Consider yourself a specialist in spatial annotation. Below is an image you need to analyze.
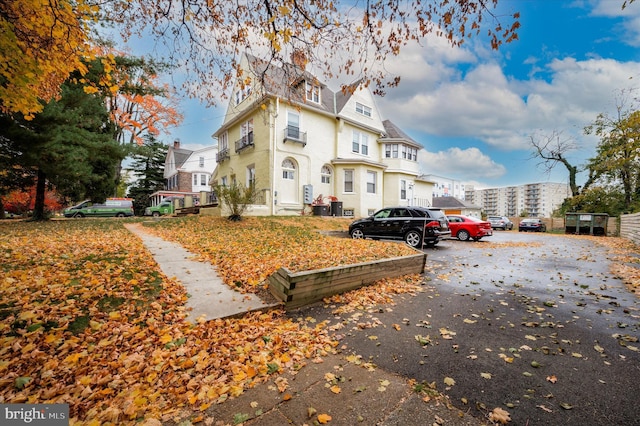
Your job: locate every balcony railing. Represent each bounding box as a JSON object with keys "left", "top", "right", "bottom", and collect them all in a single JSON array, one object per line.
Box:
[
  {"left": 235, "top": 132, "right": 254, "bottom": 153},
  {"left": 216, "top": 148, "right": 230, "bottom": 163},
  {"left": 283, "top": 125, "right": 307, "bottom": 146}
]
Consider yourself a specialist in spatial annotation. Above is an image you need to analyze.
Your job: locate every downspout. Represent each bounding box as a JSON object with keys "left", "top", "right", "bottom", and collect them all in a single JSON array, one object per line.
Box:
[{"left": 271, "top": 97, "right": 280, "bottom": 215}]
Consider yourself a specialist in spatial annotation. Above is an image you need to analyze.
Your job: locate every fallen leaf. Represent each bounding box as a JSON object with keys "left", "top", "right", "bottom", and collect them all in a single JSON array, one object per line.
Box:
[
  {"left": 444, "top": 377, "right": 456, "bottom": 386},
  {"left": 489, "top": 407, "right": 511, "bottom": 424},
  {"left": 546, "top": 375, "right": 558, "bottom": 384},
  {"left": 317, "top": 413, "right": 332, "bottom": 424},
  {"left": 481, "top": 372, "right": 492, "bottom": 379}
]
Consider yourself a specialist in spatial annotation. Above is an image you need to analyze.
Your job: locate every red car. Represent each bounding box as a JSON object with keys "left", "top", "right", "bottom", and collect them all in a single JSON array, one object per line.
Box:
[{"left": 446, "top": 215, "right": 493, "bottom": 241}]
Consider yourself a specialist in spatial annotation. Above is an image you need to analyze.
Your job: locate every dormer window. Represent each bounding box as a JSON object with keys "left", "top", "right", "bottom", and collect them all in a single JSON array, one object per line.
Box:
[
  {"left": 356, "top": 102, "right": 372, "bottom": 117},
  {"left": 306, "top": 81, "right": 320, "bottom": 103},
  {"left": 235, "top": 84, "right": 252, "bottom": 105}
]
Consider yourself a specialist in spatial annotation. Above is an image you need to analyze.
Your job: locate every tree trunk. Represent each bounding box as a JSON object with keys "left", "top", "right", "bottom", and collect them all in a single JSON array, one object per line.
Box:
[{"left": 32, "top": 169, "right": 47, "bottom": 221}]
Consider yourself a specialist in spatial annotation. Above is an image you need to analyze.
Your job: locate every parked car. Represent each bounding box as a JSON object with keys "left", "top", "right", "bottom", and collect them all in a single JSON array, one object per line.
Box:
[
  {"left": 64, "top": 198, "right": 134, "bottom": 218},
  {"left": 446, "top": 215, "right": 493, "bottom": 241},
  {"left": 144, "top": 200, "right": 175, "bottom": 217},
  {"left": 518, "top": 218, "right": 547, "bottom": 232},
  {"left": 488, "top": 216, "right": 513, "bottom": 230},
  {"left": 349, "top": 206, "right": 451, "bottom": 248}
]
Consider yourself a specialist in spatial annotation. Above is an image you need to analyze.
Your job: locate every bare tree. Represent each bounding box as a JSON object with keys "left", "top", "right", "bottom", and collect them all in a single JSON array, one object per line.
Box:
[{"left": 529, "top": 130, "right": 583, "bottom": 196}]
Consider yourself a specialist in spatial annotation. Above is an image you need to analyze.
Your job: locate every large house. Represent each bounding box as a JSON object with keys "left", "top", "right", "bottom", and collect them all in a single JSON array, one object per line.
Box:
[
  {"left": 210, "top": 54, "right": 433, "bottom": 218},
  {"left": 149, "top": 140, "right": 218, "bottom": 206}
]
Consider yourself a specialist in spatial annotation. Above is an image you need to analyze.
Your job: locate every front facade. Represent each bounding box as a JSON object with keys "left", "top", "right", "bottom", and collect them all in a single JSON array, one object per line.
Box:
[
  {"left": 465, "top": 182, "right": 570, "bottom": 217},
  {"left": 211, "top": 54, "right": 433, "bottom": 218},
  {"left": 150, "top": 140, "right": 218, "bottom": 206}
]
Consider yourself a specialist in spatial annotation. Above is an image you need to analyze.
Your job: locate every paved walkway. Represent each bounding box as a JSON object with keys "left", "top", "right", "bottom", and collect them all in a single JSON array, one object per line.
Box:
[{"left": 125, "top": 223, "right": 279, "bottom": 322}]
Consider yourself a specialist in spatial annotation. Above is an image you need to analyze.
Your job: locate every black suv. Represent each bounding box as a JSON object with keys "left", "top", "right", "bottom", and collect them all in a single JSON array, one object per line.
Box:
[{"left": 349, "top": 206, "right": 451, "bottom": 248}]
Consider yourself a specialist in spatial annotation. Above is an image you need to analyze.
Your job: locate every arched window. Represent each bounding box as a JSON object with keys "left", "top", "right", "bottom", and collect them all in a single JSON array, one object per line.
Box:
[
  {"left": 282, "top": 159, "right": 295, "bottom": 180},
  {"left": 321, "top": 165, "right": 332, "bottom": 184}
]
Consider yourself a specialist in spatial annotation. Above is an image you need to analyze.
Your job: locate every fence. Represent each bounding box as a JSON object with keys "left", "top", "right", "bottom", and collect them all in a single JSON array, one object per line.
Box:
[{"left": 620, "top": 212, "right": 640, "bottom": 245}]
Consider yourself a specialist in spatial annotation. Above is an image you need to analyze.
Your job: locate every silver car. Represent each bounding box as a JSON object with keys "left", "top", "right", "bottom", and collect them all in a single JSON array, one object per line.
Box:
[{"left": 488, "top": 216, "right": 513, "bottom": 230}]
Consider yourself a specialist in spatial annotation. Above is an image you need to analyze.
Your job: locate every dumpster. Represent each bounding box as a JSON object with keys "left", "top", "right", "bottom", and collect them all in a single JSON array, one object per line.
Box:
[{"left": 565, "top": 213, "right": 608, "bottom": 235}]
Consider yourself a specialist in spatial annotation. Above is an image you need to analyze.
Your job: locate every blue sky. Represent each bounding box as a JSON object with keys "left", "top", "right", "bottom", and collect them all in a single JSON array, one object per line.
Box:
[{"left": 132, "top": 0, "right": 640, "bottom": 189}]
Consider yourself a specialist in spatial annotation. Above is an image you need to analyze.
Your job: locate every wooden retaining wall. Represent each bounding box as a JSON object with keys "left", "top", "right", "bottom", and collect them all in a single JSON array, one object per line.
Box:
[
  {"left": 268, "top": 251, "right": 427, "bottom": 309},
  {"left": 620, "top": 212, "right": 640, "bottom": 245}
]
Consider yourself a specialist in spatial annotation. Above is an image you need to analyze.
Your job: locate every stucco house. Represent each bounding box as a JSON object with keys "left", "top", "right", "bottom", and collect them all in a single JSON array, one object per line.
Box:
[{"left": 210, "top": 53, "right": 433, "bottom": 218}]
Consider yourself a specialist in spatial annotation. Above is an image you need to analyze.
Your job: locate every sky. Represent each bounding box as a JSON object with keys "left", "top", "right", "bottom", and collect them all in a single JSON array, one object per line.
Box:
[{"left": 124, "top": 0, "right": 640, "bottom": 190}]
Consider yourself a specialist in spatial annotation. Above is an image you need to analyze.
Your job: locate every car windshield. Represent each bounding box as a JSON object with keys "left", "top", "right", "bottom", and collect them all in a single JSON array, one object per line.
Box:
[{"left": 466, "top": 216, "right": 484, "bottom": 222}]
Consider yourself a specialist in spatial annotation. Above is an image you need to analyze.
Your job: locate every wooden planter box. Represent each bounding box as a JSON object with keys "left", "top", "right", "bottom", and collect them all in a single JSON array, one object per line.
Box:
[{"left": 268, "top": 250, "right": 426, "bottom": 308}]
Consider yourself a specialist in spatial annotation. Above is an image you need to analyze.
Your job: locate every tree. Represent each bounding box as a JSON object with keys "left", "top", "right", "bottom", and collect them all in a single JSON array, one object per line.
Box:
[
  {"left": 528, "top": 130, "right": 585, "bottom": 197},
  {"left": 3, "top": 0, "right": 523, "bottom": 118},
  {"left": 214, "top": 181, "right": 261, "bottom": 221},
  {"left": 0, "top": 65, "right": 126, "bottom": 220},
  {"left": 0, "top": 0, "right": 98, "bottom": 118},
  {"left": 584, "top": 90, "right": 640, "bottom": 212},
  {"left": 127, "top": 136, "right": 168, "bottom": 215},
  {"left": 558, "top": 186, "right": 627, "bottom": 216}
]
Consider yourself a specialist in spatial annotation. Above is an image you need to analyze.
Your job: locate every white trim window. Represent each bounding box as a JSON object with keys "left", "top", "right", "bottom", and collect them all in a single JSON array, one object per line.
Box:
[
  {"left": 366, "top": 171, "right": 377, "bottom": 194},
  {"left": 400, "top": 179, "right": 407, "bottom": 200},
  {"left": 247, "top": 164, "right": 256, "bottom": 187},
  {"left": 219, "top": 132, "right": 228, "bottom": 151},
  {"left": 321, "top": 165, "right": 332, "bottom": 184},
  {"left": 193, "top": 174, "right": 198, "bottom": 185},
  {"left": 199, "top": 156, "right": 205, "bottom": 167},
  {"left": 241, "top": 119, "right": 253, "bottom": 141},
  {"left": 282, "top": 159, "right": 295, "bottom": 180},
  {"left": 355, "top": 102, "right": 372, "bottom": 117},
  {"left": 286, "top": 110, "right": 301, "bottom": 139},
  {"left": 344, "top": 170, "right": 354, "bottom": 193},
  {"left": 306, "top": 81, "right": 320, "bottom": 103},
  {"left": 352, "top": 130, "right": 369, "bottom": 155},
  {"left": 200, "top": 174, "right": 207, "bottom": 185}
]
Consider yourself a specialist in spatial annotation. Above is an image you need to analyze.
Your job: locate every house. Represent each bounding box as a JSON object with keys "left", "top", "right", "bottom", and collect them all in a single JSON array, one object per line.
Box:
[
  {"left": 149, "top": 140, "right": 218, "bottom": 206},
  {"left": 431, "top": 196, "right": 483, "bottom": 217},
  {"left": 209, "top": 53, "right": 433, "bottom": 218}
]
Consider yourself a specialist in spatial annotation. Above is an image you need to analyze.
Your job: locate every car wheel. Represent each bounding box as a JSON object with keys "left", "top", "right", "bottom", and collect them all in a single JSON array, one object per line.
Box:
[
  {"left": 473, "top": 237, "right": 482, "bottom": 241},
  {"left": 116, "top": 213, "right": 125, "bottom": 218},
  {"left": 152, "top": 211, "right": 160, "bottom": 217},
  {"left": 404, "top": 230, "right": 422, "bottom": 248},
  {"left": 73, "top": 212, "right": 84, "bottom": 218},
  {"left": 457, "top": 229, "right": 470, "bottom": 241},
  {"left": 350, "top": 228, "right": 365, "bottom": 239}
]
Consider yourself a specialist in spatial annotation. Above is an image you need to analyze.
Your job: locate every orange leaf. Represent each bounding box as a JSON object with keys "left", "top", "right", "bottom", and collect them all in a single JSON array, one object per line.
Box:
[
  {"left": 317, "top": 413, "right": 332, "bottom": 424},
  {"left": 282, "top": 393, "right": 292, "bottom": 401}
]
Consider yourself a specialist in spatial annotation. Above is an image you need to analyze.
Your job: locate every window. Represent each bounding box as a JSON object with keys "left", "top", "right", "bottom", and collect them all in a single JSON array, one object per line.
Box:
[
  {"left": 241, "top": 119, "right": 253, "bottom": 142},
  {"left": 355, "top": 102, "right": 372, "bottom": 117},
  {"left": 306, "top": 81, "right": 320, "bottom": 103},
  {"left": 344, "top": 170, "right": 354, "bottom": 193},
  {"left": 221, "top": 176, "right": 228, "bottom": 186},
  {"left": 235, "top": 84, "right": 251, "bottom": 105},
  {"left": 219, "top": 132, "right": 228, "bottom": 151},
  {"left": 193, "top": 174, "right": 198, "bottom": 185},
  {"left": 367, "top": 171, "right": 376, "bottom": 194},
  {"left": 282, "top": 159, "right": 295, "bottom": 180},
  {"left": 321, "top": 165, "right": 332, "bottom": 184},
  {"left": 247, "top": 165, "right": 256, "bottom": 187},
  {"left": 201, "top": 174, "right": 207, "bottom": 185},
  {"left": 199, "top": 156, "right": 205, "bottom": 167},
  {"left": 352, "top": 130, "right": 369, "bottom": 155},
  {"left": 286, "top": 110, "right": 300, "bottom": 139},
  {"left": 400, "top": 180, "right": 406, "bottom": 200}
]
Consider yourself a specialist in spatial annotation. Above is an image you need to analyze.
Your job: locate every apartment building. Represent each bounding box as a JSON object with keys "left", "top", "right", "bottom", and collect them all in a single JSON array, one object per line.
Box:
[
  {"left": 465, "top": 182, "right": 570, "bottom": 217},
  {"left": 210, "top": 53, "right": 434, "bottom": 218}
]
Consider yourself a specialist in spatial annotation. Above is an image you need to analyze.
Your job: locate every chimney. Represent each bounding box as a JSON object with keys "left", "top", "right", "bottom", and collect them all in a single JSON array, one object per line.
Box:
[{"left": 173, "top": 139, "right": 181, "bottom": 149}]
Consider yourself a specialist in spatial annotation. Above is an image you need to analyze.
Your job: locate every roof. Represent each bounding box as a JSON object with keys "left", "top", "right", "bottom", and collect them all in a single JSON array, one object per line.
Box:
[
  {"left": 431, "top": 196, "right": 482, "bottom": 210},
  {"left": 172, "top": 148, "right": 192, "bottom": 169},
  {"left": 381, "top": 120, "right": 422, "bottom": 147}
]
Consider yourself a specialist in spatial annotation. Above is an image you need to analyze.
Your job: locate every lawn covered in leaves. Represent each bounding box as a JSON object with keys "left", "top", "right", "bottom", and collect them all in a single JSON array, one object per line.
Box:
[
  {"left": 142, "top": 216, "right": 418, "bottom": 293},
  {"left": 0, "top": 219, "right": 347, "bottom": 424},
  {"left": 0, "top": 217, "right": 419, "bottom": 425}
]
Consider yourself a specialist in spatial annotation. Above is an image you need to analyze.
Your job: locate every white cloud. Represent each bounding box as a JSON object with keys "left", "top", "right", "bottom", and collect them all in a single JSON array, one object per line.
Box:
[{"left": 418, "top": 147, "right": 507, "bottom": 180}]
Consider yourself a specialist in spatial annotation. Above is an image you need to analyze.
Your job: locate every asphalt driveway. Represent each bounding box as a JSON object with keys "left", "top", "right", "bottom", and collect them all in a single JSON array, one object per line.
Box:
[{"left": 293, "top": 231, "right": 640, "bottom": 425}]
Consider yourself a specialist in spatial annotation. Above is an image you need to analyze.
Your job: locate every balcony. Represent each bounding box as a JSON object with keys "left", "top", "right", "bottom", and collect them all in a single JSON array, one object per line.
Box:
[
  {"left": 283, "top": 125, "right": 307, "bottom": 146},
  {"left": 235, "top": 132, "right": 254, "bottom": 153},
  {"left": 216, "top": 148, "right": 230, "bottom": 163}
]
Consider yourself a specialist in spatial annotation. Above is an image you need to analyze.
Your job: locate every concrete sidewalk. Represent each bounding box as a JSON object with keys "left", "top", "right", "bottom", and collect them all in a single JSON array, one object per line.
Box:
[{"left": 125, "top": 223, "right": 280, "bottom": 322}]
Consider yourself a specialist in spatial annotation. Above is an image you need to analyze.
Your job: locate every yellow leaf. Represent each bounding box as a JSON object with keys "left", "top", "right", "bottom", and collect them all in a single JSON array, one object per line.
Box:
[
  {"left": 330, "top": 385, "right": 341, "bottom": 394},
  {"left": 317, "top": 413, "right": 332, "bottom": 424},
  {"left": 443, "top": 377, "right": 456, "bottom": 386}
]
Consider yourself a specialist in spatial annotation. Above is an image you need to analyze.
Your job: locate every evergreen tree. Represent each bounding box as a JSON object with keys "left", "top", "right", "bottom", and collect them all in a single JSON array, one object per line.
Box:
[{"left": 127, "top": 136, "right": 167, "bottom": 215}]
